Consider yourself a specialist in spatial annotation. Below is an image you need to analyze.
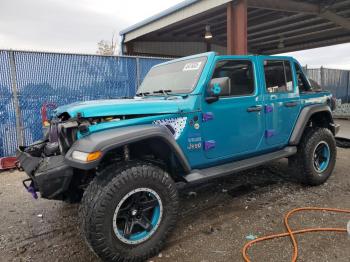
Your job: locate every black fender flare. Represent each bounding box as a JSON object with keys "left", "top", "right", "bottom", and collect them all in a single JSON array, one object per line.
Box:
[
  {"left": 289, "top": 104, "right": 335, "bottom": 145},
  {"left": 64, "top": 124, "right": 191, "bottom": 173}
]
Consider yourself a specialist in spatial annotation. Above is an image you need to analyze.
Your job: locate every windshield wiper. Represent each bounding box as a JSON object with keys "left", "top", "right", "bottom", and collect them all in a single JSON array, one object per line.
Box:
[
  {"left": 135, "top": 92, "right": 150, "bottom": 97},
  {"left": 153, "top": 89, "right": 172, "bottom": 95}
]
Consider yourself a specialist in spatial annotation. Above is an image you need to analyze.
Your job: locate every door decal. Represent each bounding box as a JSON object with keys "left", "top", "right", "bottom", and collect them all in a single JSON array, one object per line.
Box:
[
  {"left": 204, "top": 140, "right": 216, "bottom": 151},
  {"left": 265, "top": 130, "right": 275, "bottom": 138},
  {"left": 202, "top": 112, "right": 214, "bottom": 122},
  {"left": 265, "top": 105, "right": 273, "bottom": 113}
]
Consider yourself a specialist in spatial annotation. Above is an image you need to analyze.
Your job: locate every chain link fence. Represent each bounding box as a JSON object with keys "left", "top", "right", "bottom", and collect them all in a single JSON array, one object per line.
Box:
[
  {"left": 1, "top": 50, "right": 350, "bottom": 157},
  {"left": 0, "top": 50, "right": 168, "bottom": 157}
]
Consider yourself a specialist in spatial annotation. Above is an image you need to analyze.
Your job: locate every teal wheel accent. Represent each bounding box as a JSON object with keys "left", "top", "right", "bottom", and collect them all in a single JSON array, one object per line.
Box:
[
  {"left": 112, "top": 188, "right": 163, "bottom": 245},
  {"left": 313, "top": 141, "right": 330, "bottom": 173}
]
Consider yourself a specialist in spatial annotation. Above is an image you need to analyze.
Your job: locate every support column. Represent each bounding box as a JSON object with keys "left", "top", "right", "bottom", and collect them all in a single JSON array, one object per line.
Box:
[{"left": 227, "top": 0, "right": 248, "bottom": 55}]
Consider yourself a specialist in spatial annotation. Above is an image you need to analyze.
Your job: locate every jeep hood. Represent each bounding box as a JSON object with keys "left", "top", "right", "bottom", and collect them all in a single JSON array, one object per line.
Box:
[{"left": 54, "top": 97, "right": 189, "bottom": 118}]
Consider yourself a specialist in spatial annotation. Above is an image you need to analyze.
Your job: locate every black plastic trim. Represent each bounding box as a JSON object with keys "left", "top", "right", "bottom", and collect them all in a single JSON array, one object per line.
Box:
[
  {"left": 65, "top": 125, "right": 191, "bottom": 173},
  {"left": 34, "top": 155, "right": 73, "bottom": 199},
  {"left": 17, "top": 147, "right": 74, "bottom": 200},
  {"left": 289, "top": 104, "right": 334, "bottom": 145},
  {"left": 184, "top": 146, "right": 297, "bottom": 183},
  {"left": 16, "top": 148, "right": 41, "bottom": 177}
]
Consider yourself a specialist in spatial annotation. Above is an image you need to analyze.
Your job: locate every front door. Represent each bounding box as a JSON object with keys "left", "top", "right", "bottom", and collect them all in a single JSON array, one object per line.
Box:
[
  {"left": 261, "top": 59, "right": 301, "bottom": 147},
  {"left": 202, "top": 58, "right": 265, "bottom": 160}
]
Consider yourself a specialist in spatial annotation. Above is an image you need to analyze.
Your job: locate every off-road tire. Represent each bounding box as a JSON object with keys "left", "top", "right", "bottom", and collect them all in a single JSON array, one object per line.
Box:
[
  {"left": 289, "top": 127, "right": 336, "bottom": 186},
  {"left": 79, "top": 161, "right": 178, "bottom": 261}
]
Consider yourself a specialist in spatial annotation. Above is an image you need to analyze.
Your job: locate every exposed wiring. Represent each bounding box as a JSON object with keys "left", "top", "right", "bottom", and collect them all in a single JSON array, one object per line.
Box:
[{"left": 242, "top": 207, "right": 350, "bottom": 262}]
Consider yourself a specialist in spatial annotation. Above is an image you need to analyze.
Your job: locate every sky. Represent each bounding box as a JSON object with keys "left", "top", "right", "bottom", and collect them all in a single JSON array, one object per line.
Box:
[{"left": 0, "top": 0, "right": 350, "bottom": 69}]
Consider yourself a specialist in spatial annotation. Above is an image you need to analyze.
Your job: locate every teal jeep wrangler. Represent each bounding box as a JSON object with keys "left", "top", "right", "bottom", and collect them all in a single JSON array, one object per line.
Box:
[{"left": 17, "top": 52, "right": 339, "bottom": 261}]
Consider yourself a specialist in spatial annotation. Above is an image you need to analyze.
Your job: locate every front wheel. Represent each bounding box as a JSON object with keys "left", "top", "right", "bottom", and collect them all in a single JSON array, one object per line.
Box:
[
  {"left": 289, "top": 127, "right": 337, "bottom": 186},
  {"left": 79, "top": 162, "right": 178, "bottom": 261}
]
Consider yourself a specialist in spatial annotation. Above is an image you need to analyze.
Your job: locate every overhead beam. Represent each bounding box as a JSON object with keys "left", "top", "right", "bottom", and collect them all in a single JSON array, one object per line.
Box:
[
  {"left": 247, "top": 0, "right": 320, "bottom": 14},
  {"left": 174, "top": 15, "right": 226, "bottom": 36},
  {"left": 159, "top": 10, "right": 226, "bottom": 36},
  {"left": 249, "top": 22, "right": 334, "bottom": 44},
  {"left": 249, "top": 16, "right": 321, "bottom": 38},
  {"left": 250, "top": 26, "right": 344, "bottom": 47},
  {"left": 261, "top": 35, "right": 350, "bottom": 54},
  {"left": 320, "top": 10, "right": 350, "bottom": 31},
  {"left": 248, "top": 0, "right": 350, "bottom": 31},
  {"left": 185, "top": 10, "right": 279, "bottom": 37},
  {"left": 249, "top": 9, "right": 350, "bottom": 38}
]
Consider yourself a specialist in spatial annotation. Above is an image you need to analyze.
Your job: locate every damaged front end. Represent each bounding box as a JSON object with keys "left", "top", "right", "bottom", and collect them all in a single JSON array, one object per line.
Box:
[
  {"left": 16, "top": 99, "right": 185, "bottom": 201},
  {"left": 16, "top": 113, "right": 152, "bottom": 201},
  {"left": 17, "top": 116, "right": 81, "bottom": 201}
]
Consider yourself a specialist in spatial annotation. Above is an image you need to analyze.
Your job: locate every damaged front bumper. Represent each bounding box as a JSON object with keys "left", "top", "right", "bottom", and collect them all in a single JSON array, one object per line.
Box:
[{"left": 17, "top": 146, "right": 74, "bottom": 200}]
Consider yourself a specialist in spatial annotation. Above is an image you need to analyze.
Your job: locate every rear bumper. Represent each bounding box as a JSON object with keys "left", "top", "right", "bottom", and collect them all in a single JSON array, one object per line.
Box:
[{"left": 17, "top": 147, "right": 73, "bottom": 200}]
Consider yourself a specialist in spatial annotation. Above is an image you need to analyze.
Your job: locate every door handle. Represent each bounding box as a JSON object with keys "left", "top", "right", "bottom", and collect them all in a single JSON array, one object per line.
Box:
[
  {"left": 247, "top": 106, "right": 262, "bottom": 112},
  {"left": 284, "top": 101, "right": 298, "bottom": 107}
]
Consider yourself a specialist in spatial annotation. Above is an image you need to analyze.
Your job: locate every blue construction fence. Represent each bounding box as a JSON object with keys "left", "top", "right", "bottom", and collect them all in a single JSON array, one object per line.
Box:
[
  {"left": 0, "top": 50, "right": 168, "bottom": 157},
  {"left": 1, "top": 50, "right": 350, "bottom": 157}
]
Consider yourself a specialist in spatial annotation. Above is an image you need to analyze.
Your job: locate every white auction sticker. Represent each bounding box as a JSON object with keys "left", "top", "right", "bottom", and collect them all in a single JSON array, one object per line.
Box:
[{"left": 183, "top": 62, "right": 202, "bottom": 71}]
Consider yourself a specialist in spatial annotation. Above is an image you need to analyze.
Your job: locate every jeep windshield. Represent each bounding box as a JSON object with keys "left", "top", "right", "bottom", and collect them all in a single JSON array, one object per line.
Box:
[{"left": 137, "top": 56, "right": 207, "bottom": 95}]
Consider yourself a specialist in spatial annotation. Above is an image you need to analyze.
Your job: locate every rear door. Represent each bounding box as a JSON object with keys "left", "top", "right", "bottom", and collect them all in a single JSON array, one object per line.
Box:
[{"left": 260, "top": 58, "right": 301, "bottom": 147}]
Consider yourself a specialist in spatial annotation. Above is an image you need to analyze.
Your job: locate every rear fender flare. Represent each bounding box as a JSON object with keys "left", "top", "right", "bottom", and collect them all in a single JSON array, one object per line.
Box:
[{"left": 289, "top": 104, "right": 334, "bottom": 145}]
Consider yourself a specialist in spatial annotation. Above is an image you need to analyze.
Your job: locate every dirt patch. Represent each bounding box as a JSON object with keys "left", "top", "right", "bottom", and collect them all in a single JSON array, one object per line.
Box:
[{"left": 1, "top": 148, "right": 350, "bottom": 262}]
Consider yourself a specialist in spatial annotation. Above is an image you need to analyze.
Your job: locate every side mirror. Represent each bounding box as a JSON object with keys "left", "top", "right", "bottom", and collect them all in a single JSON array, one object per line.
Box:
[{"left": 205, "top": 77, "right": 231, "bottom": 104}]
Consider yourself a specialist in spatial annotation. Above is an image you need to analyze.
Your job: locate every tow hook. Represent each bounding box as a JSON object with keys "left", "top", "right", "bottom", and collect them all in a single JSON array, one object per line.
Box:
[{"left": 22, "top": 178, "right": 38, "bottom": 199}]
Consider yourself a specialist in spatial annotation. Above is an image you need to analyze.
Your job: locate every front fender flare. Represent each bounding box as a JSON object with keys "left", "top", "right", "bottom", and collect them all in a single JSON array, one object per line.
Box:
[
  {"left": 289, "top": 104, "right": 334, "bottom": 145},
  {"left": 65, "top": 125, "right": 191, "bottom": 172}
]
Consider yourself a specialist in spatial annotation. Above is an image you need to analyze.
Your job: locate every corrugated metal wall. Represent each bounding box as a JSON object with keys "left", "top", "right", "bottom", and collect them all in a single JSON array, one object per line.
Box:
[
  {"left": 306, "top": 67, "right": 350, "bottom": 103},
  {"left": 0, "top": 50, "right": 168, "bottom": 157}
]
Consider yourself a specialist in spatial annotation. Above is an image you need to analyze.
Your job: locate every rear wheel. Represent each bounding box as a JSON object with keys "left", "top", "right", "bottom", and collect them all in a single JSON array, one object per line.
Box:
[
  {"left": 79, "top": 161, "right": 178, "bottom": 261},
  {"left": 289, "top": 128, "right": 336, "bottom": 186}
]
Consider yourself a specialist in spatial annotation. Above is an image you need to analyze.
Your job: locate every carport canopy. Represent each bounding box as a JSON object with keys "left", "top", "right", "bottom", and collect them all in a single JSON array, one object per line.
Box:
[{"left": 120, "top": 0, "right": 350, "bottom": 57}]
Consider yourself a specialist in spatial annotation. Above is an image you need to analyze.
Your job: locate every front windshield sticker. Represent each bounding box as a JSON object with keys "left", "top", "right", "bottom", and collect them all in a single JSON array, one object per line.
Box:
[{"left": 183, "top": 62, "right": 202, "bottom": 71}]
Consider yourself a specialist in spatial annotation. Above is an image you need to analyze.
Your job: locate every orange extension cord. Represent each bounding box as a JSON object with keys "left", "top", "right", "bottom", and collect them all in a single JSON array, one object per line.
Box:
[{"left": 242, "top": 207, "right": 350, "bottom": 262}]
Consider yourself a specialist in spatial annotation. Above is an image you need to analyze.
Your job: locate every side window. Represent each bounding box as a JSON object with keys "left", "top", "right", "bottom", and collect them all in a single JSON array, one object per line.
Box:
[
  {"left": 264, "top": 60, "right": 294, "bottom": 93},
  {"left": 294, "top": 62, "right": 312, "bottom": 92},
  {"left": 212, "top": 60, "right": 255, "bottom": 96}
]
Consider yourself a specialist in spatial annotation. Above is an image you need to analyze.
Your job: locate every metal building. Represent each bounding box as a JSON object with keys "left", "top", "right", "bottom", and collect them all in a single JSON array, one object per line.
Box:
[{"left": 120, "top": 0, "right": 350, "bottom": 57}]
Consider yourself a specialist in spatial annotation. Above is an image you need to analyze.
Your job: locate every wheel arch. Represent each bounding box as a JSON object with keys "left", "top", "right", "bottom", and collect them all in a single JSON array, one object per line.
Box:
[
  {"left": 289, "top": 104, "right": 336, "bottom": 146},
  {"left": 65, "top": 125, "right": 191, "bottom": 180}
]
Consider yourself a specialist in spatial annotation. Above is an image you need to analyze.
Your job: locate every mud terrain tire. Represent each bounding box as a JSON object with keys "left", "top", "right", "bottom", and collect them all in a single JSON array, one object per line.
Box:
[
  {"left": 289, "top": 127, "right": 336, "bottom": 186},
  {"left": 79, "top": 161, "right": 178, "bottom": 261}
]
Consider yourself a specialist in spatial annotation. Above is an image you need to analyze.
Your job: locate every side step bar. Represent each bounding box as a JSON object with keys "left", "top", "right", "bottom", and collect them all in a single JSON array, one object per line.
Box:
[{"left": 184, "top": 146, "right": 297, "bottom": 183}]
